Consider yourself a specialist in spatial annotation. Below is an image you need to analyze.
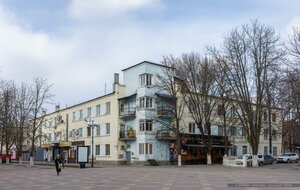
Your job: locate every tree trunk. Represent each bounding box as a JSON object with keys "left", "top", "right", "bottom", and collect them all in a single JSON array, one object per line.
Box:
[
  {"left": 252, "top": 154, "right": 258, "bottom": 167},
  {"left": 177, "top": 136, "right": 182, "bottom": 167},
  {"left": 207, "top": 153, "right": 212, "bottom": 165},
  {"left": 30, "top": 156, "right": 34, "bottom": 166},
  {"left": 18, "top": 155, "right": 23, "bottom": 164}
]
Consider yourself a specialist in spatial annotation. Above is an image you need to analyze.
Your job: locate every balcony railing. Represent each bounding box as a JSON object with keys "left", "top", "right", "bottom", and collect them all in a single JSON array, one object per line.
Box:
[
  {"left": 157, "top": 108, "right": 174, "bottom": 117},
  {"left": 156, "top": 130, "right": 176, "bottom": 140},
  {"left": 119, "top": 108, "right": 136, "bottom": 117},
  {"left": 119, "top": 130, "right": 136, "bottom": 140}
]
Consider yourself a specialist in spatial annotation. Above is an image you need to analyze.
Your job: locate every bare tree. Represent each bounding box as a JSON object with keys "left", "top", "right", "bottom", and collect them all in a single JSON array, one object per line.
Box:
[
  {"left": 14, "top": 83, "right": 34, "bottom": 164},
  {"left": 0, "top": 81, "right": 17, "bottom": 163},
  {"left": 155, "top": 55, "right": 186, "bottom": 166},
  {"left": 289, "top": 27, "right": 300, "bottom": 64},
  {"left": 213, "top": 59, "right": 241, "bottom": 157},
  {"left": 175, "top": 53, "right": 219, "bottom": 165},
  {"left": 280, "top": 69, "right": 300, "bottom": 152},
  {"left": 28, "top": 78, "right": 54, "bottom": 166},
  {"left": 210, "top": 20, "right": 284, "bottom": 167}
]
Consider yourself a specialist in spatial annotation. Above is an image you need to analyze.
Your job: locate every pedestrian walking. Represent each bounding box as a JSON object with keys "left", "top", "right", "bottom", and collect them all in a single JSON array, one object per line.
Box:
[
  {"left": 61, "top": 155, "right": 66, "bottom": 169},
  {"left": 55, "top": 154, "right": 62, "bottom": 175}
]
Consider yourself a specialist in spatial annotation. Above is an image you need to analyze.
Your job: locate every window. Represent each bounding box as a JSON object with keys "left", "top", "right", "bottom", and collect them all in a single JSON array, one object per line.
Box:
[
  {"left": 96, "top": 123, "right": 110, "bottom": 136},
  {"left": 78, "top": 128, "right": 83, "bottom": 137},
  {"left": 189, "top": 123, "right": 196, "bottom": 134},
  {"left": 79, "top": 110, "right": 83, "bottom": 120},
  {"left": 95, "top": 145, "right": 100, "bottom": 155},
  {"left": 272, "top": 130, "right": 277, "bottom": 140},
  {"left": 241, "top": 127, "right": 245, "bottom": 136},
  {"left": 273, "top": 147, "right": 277, "bottom": 156},
  {"left": 71, "top": 129, "right": 75, "bottom": 138},
  {"left": 57, "top": 132, "right": 61, "bottom": 140},
  {"left": 72, "top": 112, "right": 76, "bottom": 121},
  {"left": 96, "top": 125, "right": 100, "bottom": 136},
  {"left": 96, "top": 105, "right": 101, "bottom": 115},
  {"left": 139, "top": 143, "right": 152, "bottom": 155},
  {"left": 87, "top": 127, "right": 91, "bottom": 137},
  {"left": 217, "top": 105, "right": 224, "bottom": 116},
  {"left": 139, "top": 96, "right": 153, "bottom": 108},
  {"left": 218, "top": 126, "right": 223, "bottom": 136},
  {"left": 243, "top": 146, "right": 247, "bottom": 154},
  {"left": 139, "top": 120, "right": 153, "bottom": 131},
  {"left": 139, "top": 74, "right": 152, "bottom": 86},
  {"left": 230, "top": 126, "right": 236, "bottom": 136},
  {"left": 87, "top": 107, "right": 91, "bottom": 118},
  {"left": 264, "top": 146, "right": 268, "bottom": 155},
  {"left": 230, "top": 107, "right": 237, "bottom": 117},
  {"left": 263, "top": 112, "right": 268, "bottom": 121},
  {"left": 272, "top": 113, "right": 276, "bottom": 122},
  {"left": 105, "top": 144, "right": 110, "bottom": 155},
  {"left": 139, "top": 143, "right": 144, "bottom": 154},
  {"left": 106, "top": 102, "right": 110, "bottom": 114},
  {"left": 264, "top": 129, "right": 268, "bottom": 140},
  {"left": 106, "top": 123, "right": 110, "bottom": 135}
]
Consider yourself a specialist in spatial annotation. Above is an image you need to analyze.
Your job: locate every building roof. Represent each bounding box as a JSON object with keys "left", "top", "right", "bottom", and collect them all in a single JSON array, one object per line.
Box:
[
  {"left": 44, "top": 91, "right": 116, "bottom": 117},
  {"left": 121, "top": 61, "right": 170, "bottom": 71}
]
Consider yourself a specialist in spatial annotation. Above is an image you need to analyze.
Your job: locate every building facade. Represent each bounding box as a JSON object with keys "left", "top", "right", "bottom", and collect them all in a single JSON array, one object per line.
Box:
[{"left": 41, "top": 61, "right": 283, "bottom": 165}]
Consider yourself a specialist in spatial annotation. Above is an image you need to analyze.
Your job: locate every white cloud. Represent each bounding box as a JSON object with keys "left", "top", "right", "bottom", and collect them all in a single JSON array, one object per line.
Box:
[
  {"left": 283, "top": 17, "right": 300, "bottom": 37},
  {"left": 68, "top": 0, "right": 161, "bottom": 20}
]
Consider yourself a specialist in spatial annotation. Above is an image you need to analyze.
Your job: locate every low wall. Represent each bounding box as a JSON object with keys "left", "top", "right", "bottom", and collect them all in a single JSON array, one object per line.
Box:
[{"left": 222, "top": 157, "right": 244, "bottom": 167}]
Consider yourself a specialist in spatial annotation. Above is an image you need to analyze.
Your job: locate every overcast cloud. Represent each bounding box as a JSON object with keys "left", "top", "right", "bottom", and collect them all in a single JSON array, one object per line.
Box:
[{"left": 0, "top": 0, "right": 299, "bottom": 113}]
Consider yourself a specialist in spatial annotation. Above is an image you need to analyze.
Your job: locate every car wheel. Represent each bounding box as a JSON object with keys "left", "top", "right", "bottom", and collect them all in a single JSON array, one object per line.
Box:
[
  {"left": 259, "top": 162, "right": 263, "bottom": 167},
  {"left": 296, "top": 159, "right": 299, "bottom": 163},
  {"left": 287, "top": 159, "right": 290, "bottom": 163},
  {"left": 271, "top": 160, "right": 274, "bottom": 165}
]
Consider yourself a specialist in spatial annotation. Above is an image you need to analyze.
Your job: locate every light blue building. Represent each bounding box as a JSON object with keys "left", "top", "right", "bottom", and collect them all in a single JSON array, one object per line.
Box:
[{"left": 119, "top": 61, "right": 174, "bottom": 165}]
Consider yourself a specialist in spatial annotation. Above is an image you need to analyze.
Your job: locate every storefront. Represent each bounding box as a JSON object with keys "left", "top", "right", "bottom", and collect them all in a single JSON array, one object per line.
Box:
[
  {"left": 42, "top": 141, "right": 72, "bottom": 162},
  {"left": 68, "top": 141, "right": 85, "bottom": 163},
  {"left": 170, "top": 134, "right": 232, "bottom": 165}
]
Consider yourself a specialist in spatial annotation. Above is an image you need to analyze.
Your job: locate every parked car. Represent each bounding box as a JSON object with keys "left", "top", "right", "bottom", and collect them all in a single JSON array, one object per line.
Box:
[
  {"left": 263, "top": 155, "right": 275, "bottom": 165},
  {"left": 235, "top": 154, "right": 264, "bottom": 166},
  {"left": 277, "top": 153, "right": 299, "bottom": 163}
]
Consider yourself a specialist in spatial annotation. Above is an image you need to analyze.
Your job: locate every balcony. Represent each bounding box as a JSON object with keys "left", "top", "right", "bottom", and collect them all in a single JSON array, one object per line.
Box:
[
  {"left": 157, "top": 108, "right": 174, "bottom": 117},
  {"left": 119, "top": 107, "right": 136, "bottom": 118},
  {"left": 119, "top": 130, "right": 136, "bottom": 141},
  {"left": 156, "top": 130, "right": 176, "bottom": 140}
]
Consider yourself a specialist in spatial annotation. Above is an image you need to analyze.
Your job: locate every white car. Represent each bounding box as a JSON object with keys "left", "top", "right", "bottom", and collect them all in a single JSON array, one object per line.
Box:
[
  {"left": 277, "top": 153, "right": 299, "bottom": 163},
  {"left": 236, "top": 154, "right": 264, "bottom": 166}
]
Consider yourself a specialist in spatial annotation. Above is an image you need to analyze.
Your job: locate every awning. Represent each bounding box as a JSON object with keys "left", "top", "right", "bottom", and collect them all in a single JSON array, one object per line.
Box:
[
  {"left": 41, "top": 144, "right": 50, "bottom": 148},
  {"left": 155, "top": 92, "right": 174, "bottom": 99},
  {"left": 59, "top": 142, "right": 72, "bottom": 147},
  {"left": 118, "top": 93, "right": 137, "bottom": 100},
  {"left": 50, "top": 142, "right": 72, "bottom": 148},
  {"left": 184, "top": 144, "right": 236, "bottom": 148}
]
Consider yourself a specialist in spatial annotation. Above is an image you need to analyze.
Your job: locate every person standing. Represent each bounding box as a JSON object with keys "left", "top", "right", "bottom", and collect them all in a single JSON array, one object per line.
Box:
[{"left": 55, "top": 154, "right": 62, "bottom": 175}]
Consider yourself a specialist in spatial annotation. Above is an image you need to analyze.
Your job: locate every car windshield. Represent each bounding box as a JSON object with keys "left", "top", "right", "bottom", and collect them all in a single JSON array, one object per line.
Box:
[
  {"left": 282, "top": 153, "right": 290, "bottom": 156},
  {"left": 238, "top": 156, "right": 243, "bottom": 159}
]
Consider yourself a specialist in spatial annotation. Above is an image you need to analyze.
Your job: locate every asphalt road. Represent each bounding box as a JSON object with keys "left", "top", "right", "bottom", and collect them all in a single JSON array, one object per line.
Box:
[{"left": 0, "top": 162, "right": 300, "bottom": 190}]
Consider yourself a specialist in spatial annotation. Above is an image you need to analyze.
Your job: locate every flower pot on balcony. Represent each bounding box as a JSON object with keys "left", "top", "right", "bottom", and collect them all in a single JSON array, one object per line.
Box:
[{"left": 127, "top": 130, "right": 135, "bottom": 138}]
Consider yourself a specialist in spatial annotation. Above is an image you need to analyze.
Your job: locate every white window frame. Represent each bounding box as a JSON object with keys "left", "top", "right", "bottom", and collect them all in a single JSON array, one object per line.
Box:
[
  {"left": 139, "top": 73, "right": 152, "bottom": 86},
  {"left": 189, "top": 123, "right": 196, "bottom": 134},
  {"left": 139, "top": 143, "right": 153, "bottom": 155}
]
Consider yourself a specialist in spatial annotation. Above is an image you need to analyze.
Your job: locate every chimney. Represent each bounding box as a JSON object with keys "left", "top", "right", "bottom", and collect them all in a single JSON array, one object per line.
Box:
[
  {"left": 55, "top": 105, "right": 60, "bottom": 112},
  {"left": 113, "top": 73, "right": 119, "bottom": 92},
  {"left": 114, "top": 73, "right": 119, "bottom": 84}
]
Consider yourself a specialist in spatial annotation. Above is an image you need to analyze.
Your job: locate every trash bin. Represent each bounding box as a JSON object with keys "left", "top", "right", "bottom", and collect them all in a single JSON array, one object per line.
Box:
[{"left": 79, "top": 163, "right": 85, "bottom": 168}]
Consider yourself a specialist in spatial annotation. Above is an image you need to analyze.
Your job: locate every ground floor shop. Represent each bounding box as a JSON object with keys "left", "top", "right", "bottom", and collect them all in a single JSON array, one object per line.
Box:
[{"left": 170, "top": 134, "right": 232, "bottom": 165}]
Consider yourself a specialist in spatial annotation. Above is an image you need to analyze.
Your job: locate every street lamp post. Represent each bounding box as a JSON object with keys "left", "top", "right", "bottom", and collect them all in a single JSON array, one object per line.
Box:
[{"left": 85, "top": 119, "right": 95, "bottom": 168}]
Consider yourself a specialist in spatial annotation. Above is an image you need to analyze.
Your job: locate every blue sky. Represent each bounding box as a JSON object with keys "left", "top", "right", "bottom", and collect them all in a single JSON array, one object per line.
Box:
[{"left": 0, "top": 0, "right": 299, "bottom": 112}]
